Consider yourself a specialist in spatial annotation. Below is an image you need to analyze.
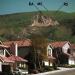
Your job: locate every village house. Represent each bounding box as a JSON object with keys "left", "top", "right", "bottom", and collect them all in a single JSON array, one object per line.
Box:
[
  {"left": 8, "top": 55, "right": 28, "bottom": 74},
  {"left": 70, "top": 44, "right": 75, "bottom": 65},
  {"left": 2, "top": 39, "right": 56, "bottom": 73},
  {"left": 43, "top": 44, "right": 55, "bottom": 66},
  {"left": 0, "top": 44, "right": 14, "bottom": 73},
  {"left": 3, "top": 39, "right": 32, "bottom": 58},
  {"left": 1, "top": 39, "right": 75, "bottom": 74},
  {"left": 49, "top": 41, "right": 74, "bottom": 66},
  {"left": 0, "top": 40, "right": 29, "bottom": 74}
]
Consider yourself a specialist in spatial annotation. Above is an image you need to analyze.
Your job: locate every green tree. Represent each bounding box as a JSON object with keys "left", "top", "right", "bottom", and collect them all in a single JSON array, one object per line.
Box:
[
  {"left": 53, "top": 26, "right": 72, "bottom": 40},
  {"left": 31, "top": 34, "right": 48, "bottom": 70}
]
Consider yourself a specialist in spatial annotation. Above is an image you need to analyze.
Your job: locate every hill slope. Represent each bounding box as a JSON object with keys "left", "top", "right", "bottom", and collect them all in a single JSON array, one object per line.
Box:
[
  {"left": 0, "top": 11, "right": 75, "bottom": 42},
  {"left": 0, "top": 11, "right": 75, "bottom": 28}
]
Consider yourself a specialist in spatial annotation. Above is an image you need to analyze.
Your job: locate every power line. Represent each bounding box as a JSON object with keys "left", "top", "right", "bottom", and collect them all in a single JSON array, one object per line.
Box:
[
  {"left": 54, "top": 1, "right": 69, "bottom": 19},
  {"left": 55, "top": 2, "right": 68, "bottom": 15},
  {"left": 29, "top": 1, "right": 44, "bottom": 15},
  {"left": 28, "top": 0, "right": 69, "bottom": 20},
  {"left": 36, "top": 1, "right": 49, "bottom": 12}
]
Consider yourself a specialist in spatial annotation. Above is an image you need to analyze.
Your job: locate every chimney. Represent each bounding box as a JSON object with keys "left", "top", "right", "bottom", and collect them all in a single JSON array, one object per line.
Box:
[{"left": 15, "top": 43, "right": 18, "bottom": 56}]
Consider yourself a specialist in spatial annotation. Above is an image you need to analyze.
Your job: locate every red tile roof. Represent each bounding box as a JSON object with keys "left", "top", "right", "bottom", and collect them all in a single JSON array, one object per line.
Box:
[
  {"left": 3, "top": 39, "right": 32, "bottom": 48},
  {"left": 71, "top": 44, "right": 75, "bottom": 49},
  {"left": 8, "top": 55, "right": 28, "bottom": 62},
  {"left": 50, "top": 41, "right": 70, "bottom": 48},
  {"left": 0, "top": 45, "right": 9, "bottom": 48},
  {"left": 0, "top": 56, "right": 14, "bottom": 63}
]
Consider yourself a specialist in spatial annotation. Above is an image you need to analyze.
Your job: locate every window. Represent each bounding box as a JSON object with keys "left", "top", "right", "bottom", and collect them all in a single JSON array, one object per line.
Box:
[{"left": 48, "top": 49, "right": 51, "bottom": 56}]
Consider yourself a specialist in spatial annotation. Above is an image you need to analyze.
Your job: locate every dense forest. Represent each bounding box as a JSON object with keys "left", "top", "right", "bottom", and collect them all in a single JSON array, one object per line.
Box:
[{"left": 0, "top": 11, "right": 75, "bottom": 43}]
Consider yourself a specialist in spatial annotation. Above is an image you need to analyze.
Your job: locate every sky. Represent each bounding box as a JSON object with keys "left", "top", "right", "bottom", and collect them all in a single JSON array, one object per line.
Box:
[{"left": 0, "top": 0, "right": 75, "bottom": 15}]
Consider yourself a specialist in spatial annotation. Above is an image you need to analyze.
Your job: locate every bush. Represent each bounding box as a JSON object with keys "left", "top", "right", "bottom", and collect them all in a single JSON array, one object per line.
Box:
[
  {"left": 43, "top": 66, "right": 54, "bottom": 72},
  {"left": 32, "top": 69, "right": 39, "bottom": 74},
  {"left": 65, "top": 65, "right": 75, "bottom": 68}
]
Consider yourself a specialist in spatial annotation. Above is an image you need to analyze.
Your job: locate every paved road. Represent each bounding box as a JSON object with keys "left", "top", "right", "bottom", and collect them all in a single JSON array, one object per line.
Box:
[
  {"left": 31, "top": 68, "right": 75, "bottom": 75},
  {"left": 47, "top": 69, "right": 75, "bottom": 75}
]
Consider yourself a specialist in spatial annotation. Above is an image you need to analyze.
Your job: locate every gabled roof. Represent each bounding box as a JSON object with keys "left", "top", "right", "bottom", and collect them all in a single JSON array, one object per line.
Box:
[
  {"left": 8, "top": 55, "right": 28, "bottom": 62},
  {"left": 49, "top": 41, "right": 70, "bottom": 48},
  {"left": 3, "top": 39, "right": 32, "bottom": 48}
]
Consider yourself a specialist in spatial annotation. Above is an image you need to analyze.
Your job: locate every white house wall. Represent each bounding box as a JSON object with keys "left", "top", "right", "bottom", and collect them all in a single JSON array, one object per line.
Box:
[
  {"left": 0, "top": 62, "right": 2, "bottom": 72},
  {"left": 68, "top": 57, "right": 75, "bottom": 65},
  {"left": 62, "top": 43, "right": 70, "bottom": 53},
  {"left": 44, "top": 61, "right": 49, "bottom": 66},
  {"left": 47, "top": 45, "right": 52, "bottom": 56},
  {"left": 44, "top": 61, "right": 52, "bottom": 66},
  {"left": 62, "top": 43, "right": 75, "bottom": 65}
]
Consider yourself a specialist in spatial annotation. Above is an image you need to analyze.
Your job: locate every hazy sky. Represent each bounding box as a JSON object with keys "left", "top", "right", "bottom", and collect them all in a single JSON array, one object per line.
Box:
[{"left": 0, "top": 0, "right": 75, "bottom": 15}]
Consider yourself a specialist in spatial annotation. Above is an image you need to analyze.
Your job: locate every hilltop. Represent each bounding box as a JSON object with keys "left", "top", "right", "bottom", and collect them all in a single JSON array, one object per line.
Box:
[
  {"left": 0, "top": 11, "right": 75, "bottom": 42},
  {"left": 0, "top": 11, "right": 75, "bottom": 28}
]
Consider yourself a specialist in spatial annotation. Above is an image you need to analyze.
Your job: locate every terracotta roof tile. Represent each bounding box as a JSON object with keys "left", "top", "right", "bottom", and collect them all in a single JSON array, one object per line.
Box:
[
  {"left": 71, "top": 44, "right": 75, "bottom": 49},
  {"left": 3, "top": 39, "right": 32, "bottom": 47},
  {"left": 0, "top": 45, "right": 9, "bottom": 48},
  {"left": 8, "top": 55, "right": 28, "bottom": 62},
  {"left": 0, "top": 56, "right": 14, "bottom": 63},
  {"left": 50, "top": 41, "right": 70, "bottom": 48}
]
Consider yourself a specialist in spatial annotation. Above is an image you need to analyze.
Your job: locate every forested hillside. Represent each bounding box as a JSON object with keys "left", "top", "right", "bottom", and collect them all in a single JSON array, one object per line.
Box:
[{"left": 0, "top": 11, "right": 75, "bottom": 43}]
